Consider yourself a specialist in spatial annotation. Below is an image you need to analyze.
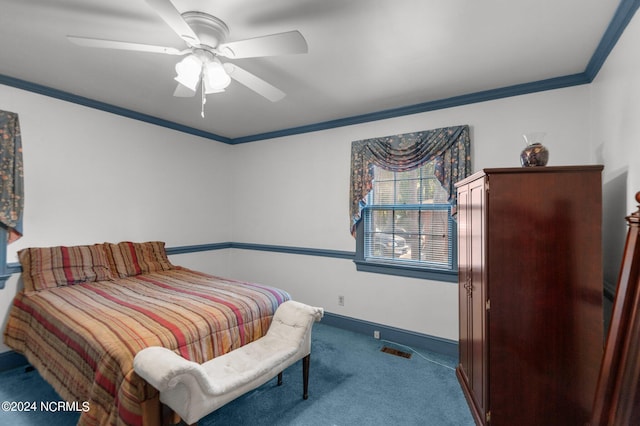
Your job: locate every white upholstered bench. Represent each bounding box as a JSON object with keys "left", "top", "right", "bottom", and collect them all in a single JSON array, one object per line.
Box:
[{"left": 133, "top": 300, "right": 324, "bottom": 425}]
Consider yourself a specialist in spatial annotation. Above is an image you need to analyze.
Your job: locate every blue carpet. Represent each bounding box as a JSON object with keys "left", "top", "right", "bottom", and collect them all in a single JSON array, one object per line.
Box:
[{"left": 0, "top": 323, "right": 474, "bottom": 425}]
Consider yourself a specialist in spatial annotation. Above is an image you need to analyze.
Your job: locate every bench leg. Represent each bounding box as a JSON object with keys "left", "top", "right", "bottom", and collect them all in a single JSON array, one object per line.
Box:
[
  {"left": 277, "top": 372, "right": 283, "bottom": 386},
  {"left": 302, "top": 354, "right": 310, "bottom": 400},
  {"left": 161, "top": 403, "right": 186, "bottom": 426}
]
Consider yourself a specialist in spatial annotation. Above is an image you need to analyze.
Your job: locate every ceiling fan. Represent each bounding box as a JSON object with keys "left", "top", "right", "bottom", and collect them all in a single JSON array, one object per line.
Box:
[{"left": 67, "top": 0, "right": 308, "bottom": 116}]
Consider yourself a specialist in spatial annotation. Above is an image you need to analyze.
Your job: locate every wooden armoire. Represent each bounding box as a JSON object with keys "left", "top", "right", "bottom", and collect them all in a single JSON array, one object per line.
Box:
[{"left": 455, "top": 166, "right": 604, "bottom": 426}]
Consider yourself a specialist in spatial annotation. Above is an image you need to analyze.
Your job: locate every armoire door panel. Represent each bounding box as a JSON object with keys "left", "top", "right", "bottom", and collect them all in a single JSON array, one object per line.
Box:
[
  {"left": 457, "top": 186, "right": 471, "bottom": 384},
  {"left": 469, "top": 178, "right": 486, "bottom": 415}
]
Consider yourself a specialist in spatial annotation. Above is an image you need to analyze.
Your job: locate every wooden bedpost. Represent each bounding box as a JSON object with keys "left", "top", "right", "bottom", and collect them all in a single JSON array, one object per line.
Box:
[
  {"left": 141, "top": 394, "right": 185, "bottom": 426},
  {"left": 140, "top": 394, "right": 161, "bottom": 426},
  {"left": 590, "top": 192, "right": 640, "bottom": 425}
]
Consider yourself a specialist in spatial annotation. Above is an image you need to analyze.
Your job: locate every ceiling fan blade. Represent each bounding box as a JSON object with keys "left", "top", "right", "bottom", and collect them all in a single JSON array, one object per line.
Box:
[
  {"left": 218, "top": 30, "right": 308, "bottom": 59},
  {"left": 67, "top": 36, "right": 187, "bottom": 55},
  {"left": 223, "top": 63, "right": 285, "bottom": 102},
  {"left": 145, "top": 0, "right": 200, "bottom": 46},
  {"left": 173, "top": 83, "right": 197, "bottom": 97}
]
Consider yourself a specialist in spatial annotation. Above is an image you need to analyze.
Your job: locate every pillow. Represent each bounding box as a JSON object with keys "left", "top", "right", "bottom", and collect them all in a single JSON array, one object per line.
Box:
[
  {"left": 104, "top": 241, "right": 174, "bottom": 278},
  {"left": 19, "top": 244, "right": 114, "bottom": 292}
]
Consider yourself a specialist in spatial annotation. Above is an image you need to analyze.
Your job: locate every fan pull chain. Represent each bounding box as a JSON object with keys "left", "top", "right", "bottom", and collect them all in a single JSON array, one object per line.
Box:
[{"left": 201, "top": 83, "right": 206, "bottom": 118}]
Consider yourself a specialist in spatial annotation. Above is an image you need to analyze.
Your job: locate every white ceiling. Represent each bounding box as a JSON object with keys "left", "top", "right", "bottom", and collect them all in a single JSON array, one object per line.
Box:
[{"left": 0, "top": 0, "right": 626, "bottom": 142}]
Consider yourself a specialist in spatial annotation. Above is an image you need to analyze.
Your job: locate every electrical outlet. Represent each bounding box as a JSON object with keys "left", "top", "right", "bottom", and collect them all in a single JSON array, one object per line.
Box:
[
  {"left": 374, "top": 330, "right": 380, "bottom": 339},
  {"left": 338, "top": 295, "right": 344, "bottom": 306}
]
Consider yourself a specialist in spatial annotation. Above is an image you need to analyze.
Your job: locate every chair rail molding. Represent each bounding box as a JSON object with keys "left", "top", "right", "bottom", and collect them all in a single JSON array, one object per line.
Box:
[{"left": 0, "top": 241, "right": 355, "bottom": 289}]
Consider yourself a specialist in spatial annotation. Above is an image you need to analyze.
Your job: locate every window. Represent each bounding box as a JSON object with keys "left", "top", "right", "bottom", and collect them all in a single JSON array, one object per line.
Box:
[
  {"left": 354, "top": 162, "right": 457, "bottom": 282},
  {"left": 349, "top": 125, "right": 470, "bottom": 282}
]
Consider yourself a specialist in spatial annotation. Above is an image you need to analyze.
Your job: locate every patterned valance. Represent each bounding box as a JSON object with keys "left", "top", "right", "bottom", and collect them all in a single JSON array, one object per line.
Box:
[
  {"left": 349, "top": 125, "right": 471, "bottom": 236},
  {"left": 0, "top": 110, "right": 24, "bottom": 243}
]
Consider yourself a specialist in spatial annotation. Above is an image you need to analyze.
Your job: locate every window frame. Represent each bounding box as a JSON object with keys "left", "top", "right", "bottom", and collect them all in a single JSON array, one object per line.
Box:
[
  {"left": 353, "top": 168, "right": 458, "bottom": 283},
  {"left": 354, "top": 218, "right": 458, "bottom": 282}
]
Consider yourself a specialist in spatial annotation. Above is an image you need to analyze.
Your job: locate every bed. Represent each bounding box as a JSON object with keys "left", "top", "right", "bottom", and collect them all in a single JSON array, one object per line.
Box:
[{"left": 3, "top": 241, "right": 290, "bottom": 425}]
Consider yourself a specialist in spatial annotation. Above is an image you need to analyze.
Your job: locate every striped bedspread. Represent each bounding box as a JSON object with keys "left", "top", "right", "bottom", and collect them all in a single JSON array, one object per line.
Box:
[{"left": 4, "top": 267, "right": 290, "bottom": 425}]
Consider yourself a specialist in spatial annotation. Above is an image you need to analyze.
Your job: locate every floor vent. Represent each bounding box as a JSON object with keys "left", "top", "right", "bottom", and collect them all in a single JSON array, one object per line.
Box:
[{"left": 381, "top": 346, "right": 412, "bottom": 359}]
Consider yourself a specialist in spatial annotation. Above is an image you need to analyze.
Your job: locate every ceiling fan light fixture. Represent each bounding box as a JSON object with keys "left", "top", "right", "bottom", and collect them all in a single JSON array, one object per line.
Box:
[
  {"left": 174, "top": 54, "right": 202, "bottom": 91},
  {"left": 203, "top": 58, "right": 231, "bottom": 94}
]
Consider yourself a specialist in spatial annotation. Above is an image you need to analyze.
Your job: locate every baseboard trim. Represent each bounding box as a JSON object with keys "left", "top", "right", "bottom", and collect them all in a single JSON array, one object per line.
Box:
[
  {"left": 0, "top": 350, "right": 27, "bottom": 372},
  {"left": 322, "top": 311, "right": 458, "bottom": 358}
]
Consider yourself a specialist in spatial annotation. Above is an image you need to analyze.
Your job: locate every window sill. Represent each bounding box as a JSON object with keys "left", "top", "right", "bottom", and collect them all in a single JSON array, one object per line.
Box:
[{"left": 353, "top": 259, "right": 458, "bottom": 283}]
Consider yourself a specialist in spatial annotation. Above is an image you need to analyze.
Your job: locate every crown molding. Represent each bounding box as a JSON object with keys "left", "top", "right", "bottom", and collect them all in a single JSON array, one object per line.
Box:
[
  {"left": 0, "top": 0, "right": 638, "bottom": 144},
  {"left": 0, "top": 75, "right": 231, "bottom": 144},
  {"left": 584, "top": 0, "right": 640, "bottom": 81}
]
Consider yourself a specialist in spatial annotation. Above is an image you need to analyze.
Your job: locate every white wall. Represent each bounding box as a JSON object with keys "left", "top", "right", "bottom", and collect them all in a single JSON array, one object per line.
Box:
[
  {"left": 0, "top": 85, "right": 233, "bottom": 352},
  {"left": 229, "top": 86, "right": 593, "bottom": 341},
  {"left": 3, "top": 9, "right": 639, "bottom": 352},
  {"left": 590, "top": 10, "right": 640, "bottom": 294}
]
